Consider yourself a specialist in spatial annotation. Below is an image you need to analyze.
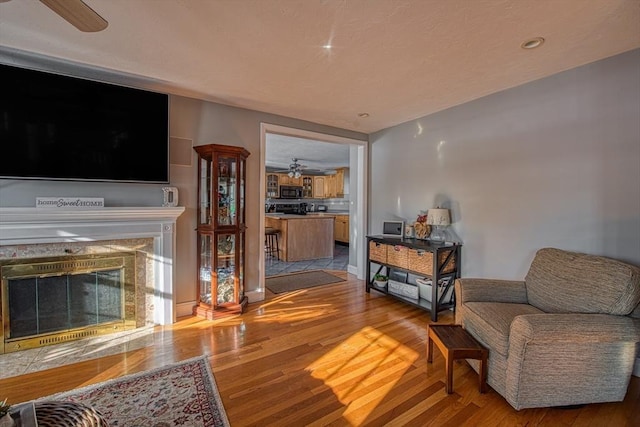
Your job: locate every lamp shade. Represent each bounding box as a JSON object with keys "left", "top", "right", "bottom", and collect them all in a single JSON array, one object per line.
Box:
[{"left": 426, "top": 208, "right": 450, "bottom": 226}]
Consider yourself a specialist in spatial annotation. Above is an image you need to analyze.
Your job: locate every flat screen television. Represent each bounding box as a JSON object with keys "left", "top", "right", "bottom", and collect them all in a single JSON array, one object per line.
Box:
[{"left": 0, "top": 63, "right": 169, "bottom": 183}]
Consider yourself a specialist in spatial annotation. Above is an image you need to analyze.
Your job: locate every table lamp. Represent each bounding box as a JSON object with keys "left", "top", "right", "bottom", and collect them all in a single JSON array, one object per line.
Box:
[{"left": 427, "top": 208, "right": 450, "bottom": 242}]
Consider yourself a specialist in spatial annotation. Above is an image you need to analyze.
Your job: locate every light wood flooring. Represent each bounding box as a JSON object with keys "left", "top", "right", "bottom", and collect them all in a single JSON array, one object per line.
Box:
[{"left": 2, "top": 271, "right": 639, "bottom": 426}]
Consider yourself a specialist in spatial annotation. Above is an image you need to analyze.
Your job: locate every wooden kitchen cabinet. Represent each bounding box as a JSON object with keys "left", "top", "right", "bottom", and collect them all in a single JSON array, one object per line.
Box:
[
  {"left": 313, "top": 176, "right": 326, "bottom": 198},
  {"left": 194, "top": 144, "right": 249, "bottom": 320},
  {"left": 266, "top": 215, "right": 334, "bottom": 261},
  {"left": 324, "top": 175, "right": 337, "bottom": 198},
  {"left": 266, "top": 173, "right": 279, "bottom": 198},
  {"left": 321, "top": 168, "right": 345, "bottom": 199},
  {"left": 279, "top": 174, "right": 302, "bottom": 186},
  {"left": 334, "top": 214, "right": 349, "bottom": 243},
  {"left": 335, "top": 168, "right": 345, "bottom": 197},
  {"left": 302, "top": 176, "right": 313, "bottom": 198}
]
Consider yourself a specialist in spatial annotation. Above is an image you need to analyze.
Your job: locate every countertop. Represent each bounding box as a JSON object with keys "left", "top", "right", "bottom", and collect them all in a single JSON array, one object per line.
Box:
[
  {"left": 266, "top": 214, "right": 336, "bottom": 219},
  {"left": 265, "top": 212, "right": 349, "bottom": 217}
]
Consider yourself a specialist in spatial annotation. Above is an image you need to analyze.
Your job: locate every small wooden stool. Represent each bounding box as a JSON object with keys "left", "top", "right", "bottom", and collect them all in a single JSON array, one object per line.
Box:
[{"left": 426, "top": 324, "right": 488, "bottom": 394}]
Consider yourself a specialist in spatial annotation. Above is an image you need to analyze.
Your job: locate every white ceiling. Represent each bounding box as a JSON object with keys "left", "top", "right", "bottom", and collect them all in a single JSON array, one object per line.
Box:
[
  {"left": 266, "top": 133, "right": 350, "bottom": 171},
  {"left": 1, "top": 0, "right": 638, "bottom": 136}
]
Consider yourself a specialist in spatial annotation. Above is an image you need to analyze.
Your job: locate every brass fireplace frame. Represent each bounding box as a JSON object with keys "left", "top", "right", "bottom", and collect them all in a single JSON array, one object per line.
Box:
[{"left": 0, "top": 252, "right": 137, "bottom": 354}]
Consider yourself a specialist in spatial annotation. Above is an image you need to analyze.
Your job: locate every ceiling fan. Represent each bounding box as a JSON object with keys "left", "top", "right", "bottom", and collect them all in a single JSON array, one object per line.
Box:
[
  {"left": 8, "top": 0, "right": 109, "bottom": 32},
  {"left": 272, "top": 158, "right": 322, "bottom": 178}
]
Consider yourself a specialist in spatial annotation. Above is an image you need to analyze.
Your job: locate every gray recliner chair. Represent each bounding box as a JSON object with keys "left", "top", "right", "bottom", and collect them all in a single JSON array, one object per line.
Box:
[{"left": 455, "top": 247, "right": 640, "bottom": 410}]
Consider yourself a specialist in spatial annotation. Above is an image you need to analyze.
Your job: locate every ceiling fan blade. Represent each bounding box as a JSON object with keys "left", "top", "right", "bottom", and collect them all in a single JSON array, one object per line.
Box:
[{"left": 40, "top": 0, "right": 108, "bottom": 32}]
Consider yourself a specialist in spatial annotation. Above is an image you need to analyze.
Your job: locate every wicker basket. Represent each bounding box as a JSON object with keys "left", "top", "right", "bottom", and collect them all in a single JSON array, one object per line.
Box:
[
  {"left": 408, "top": 248, "right": 456, "bottom": 276},
  {"left": 34, "top": 401, "right": 109, "bottom": 427},
  {"left": 369, "top": 241, "right": 387, "bottom": 263},
  {"left": 387, "top": 245, "right": 408, "bottom": 269}
]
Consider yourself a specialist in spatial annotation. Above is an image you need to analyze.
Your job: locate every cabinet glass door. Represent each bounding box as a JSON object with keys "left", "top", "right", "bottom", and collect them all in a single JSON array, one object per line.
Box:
[
  {"left": 198, "top": 234, "right": 213, "bottom": 305},
  {"left": 216, "top": 233, "right": 236, "bottom": 304},
  {"left": 199, "top": 158, "right": 212, "bottom": 226},
  {"left": 266, "top": 173, "right": 278, "bottom": 198},
  {"left": 239, "top": 157, "right": 245, "bottom": 224},
  {"left": 217, "top": 156, "right": 237, "bottom": 227}
]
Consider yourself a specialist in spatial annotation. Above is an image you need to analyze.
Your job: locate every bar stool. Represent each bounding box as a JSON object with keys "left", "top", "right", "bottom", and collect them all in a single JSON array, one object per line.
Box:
[{"left": 265, "top": 227, "right": 280, "bottom": 260}]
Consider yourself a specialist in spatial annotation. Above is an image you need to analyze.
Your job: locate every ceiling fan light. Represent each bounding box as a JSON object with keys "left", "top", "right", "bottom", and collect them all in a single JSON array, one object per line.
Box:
[
  {"left": 294, "top": 171, "right": 301, "bottom": 178},
  {"left": 288, "top": 171, "right": 294, "bottom": 178}
]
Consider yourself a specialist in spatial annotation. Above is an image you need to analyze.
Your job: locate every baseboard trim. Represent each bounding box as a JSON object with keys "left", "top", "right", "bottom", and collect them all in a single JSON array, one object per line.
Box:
[
  {"left": 176, "top": 301, "right": 195, "bottom": 319},
  {"left": 347, "top": 264, "right": 360, "bottom": 278},
  {"left": 246, "top": 290, "right": 265, "bottom": 303}
]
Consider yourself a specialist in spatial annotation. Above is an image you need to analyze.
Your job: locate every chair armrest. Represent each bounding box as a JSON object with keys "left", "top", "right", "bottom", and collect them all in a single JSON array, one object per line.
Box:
[
  {"left": 455, "top": 278, "right": 528, "bottom": 304},
  {"left": 510, "top": 313, "right": 640, "bottom": 344},
  {"left": 505, "top": 313, "right": 640, "bottom": 409}
]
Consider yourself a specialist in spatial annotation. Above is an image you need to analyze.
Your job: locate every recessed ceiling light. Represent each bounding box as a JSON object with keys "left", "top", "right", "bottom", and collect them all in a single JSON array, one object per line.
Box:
[
  {"left": 323, "top": 44, "right": 332, "bottom": 50},
  {"left": 521, "top": 37, "right": 545, "bottom": 50},
  {"left": 358, "top": 112, "right": 370, "bottom": 118}
]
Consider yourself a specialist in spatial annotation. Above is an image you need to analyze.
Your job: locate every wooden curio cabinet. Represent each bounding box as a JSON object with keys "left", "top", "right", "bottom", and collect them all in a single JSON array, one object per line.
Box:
[{"left": 193, "top": 144, "right": 250, "bottom": 319}]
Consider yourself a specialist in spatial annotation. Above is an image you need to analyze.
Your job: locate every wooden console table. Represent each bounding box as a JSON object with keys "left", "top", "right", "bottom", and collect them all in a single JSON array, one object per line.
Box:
[{"left": 426, "top": 324, "right": 488, "bottom": 394}]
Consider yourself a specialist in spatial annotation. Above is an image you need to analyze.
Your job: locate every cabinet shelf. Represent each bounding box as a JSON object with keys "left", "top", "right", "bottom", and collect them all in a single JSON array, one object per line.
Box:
[{"left": 366, "top": 236, "right": 462, "bottom": 322}]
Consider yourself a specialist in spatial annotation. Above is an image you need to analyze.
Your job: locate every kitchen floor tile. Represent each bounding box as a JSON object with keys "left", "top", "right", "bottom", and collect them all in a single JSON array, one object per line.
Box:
[{"left": 266, "top": 244, "right": 348, "bottom": 277}]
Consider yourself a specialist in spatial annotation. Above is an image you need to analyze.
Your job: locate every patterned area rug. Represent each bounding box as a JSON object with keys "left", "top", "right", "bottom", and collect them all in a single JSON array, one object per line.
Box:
[
  {"left": 35, "top": 355, "right": 229, "bottom": 426},
  {"left": 266, "top": 270, "right": 345, "bottom": 294}
]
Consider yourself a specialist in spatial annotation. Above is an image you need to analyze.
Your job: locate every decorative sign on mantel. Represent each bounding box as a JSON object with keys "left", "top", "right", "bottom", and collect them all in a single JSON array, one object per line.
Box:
[{"left": 36, "top": 197, "right": 105, "bottom": 209}]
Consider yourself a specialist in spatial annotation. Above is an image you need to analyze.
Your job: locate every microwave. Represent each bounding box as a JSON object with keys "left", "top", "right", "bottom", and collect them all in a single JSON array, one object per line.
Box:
[{"left": 279, "top": 185, "right": 302, "bottom": 199}]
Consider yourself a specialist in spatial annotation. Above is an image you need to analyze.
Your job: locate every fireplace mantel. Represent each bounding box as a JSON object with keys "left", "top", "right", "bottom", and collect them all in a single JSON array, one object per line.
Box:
[{"left": 0, "top": 207, "right": 185, "bottom": 325}]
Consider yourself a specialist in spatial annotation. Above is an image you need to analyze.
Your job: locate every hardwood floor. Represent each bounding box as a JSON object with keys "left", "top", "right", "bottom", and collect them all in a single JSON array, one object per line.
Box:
[{"left": 2, "top": 271, "right": 639, "bottom": 426}]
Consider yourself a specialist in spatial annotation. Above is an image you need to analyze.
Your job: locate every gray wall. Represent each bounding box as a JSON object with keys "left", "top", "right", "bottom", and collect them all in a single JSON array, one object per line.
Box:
[
  {"left": 369, "top": 49, "right": 640, "bottom": 279},
  {"left": 168, "top": 97, "right": 365, "bottom": 304},
  {"left": 0, "top": 50, "right": 367, "bottom": 307}
]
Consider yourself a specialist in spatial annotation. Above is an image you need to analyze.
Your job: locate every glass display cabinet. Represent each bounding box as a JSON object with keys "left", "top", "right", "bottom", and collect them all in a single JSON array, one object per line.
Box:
[{"left": 193, "top": 144, "right": 250, "bottom": 319}]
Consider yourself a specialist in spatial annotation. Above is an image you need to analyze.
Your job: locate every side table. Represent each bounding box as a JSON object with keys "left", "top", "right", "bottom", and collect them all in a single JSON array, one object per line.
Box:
[{"left": 426, "top": 324, "right": 488, "bottom": 394}]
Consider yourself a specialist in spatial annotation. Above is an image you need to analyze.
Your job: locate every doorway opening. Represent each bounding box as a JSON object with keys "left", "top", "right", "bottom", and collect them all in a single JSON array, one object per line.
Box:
[{"left": 256, "top": 124, "right": 367, "bottom": 300}]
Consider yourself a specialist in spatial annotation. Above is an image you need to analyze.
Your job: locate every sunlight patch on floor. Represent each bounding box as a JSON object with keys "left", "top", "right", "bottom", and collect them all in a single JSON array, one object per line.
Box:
[
  {"left": 253, "top": 291, "right": 337, "bottom": 323},
  {"left": 306, "top": 326, "right": 418, "bottom": 426}
]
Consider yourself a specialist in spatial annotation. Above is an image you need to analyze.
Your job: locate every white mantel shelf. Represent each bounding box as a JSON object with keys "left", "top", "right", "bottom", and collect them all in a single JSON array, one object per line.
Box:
[
  {"left": 0, "top": 206, "right": 185, "bottom": 224},
  {"left": 0, "top": 206, "right": 186, "bottom": 325}
]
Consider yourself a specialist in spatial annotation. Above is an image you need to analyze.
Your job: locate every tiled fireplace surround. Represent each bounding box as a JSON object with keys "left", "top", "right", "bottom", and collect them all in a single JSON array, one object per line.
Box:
[{"left": 0, "top": 207, "right": 185, "bottom": 377}]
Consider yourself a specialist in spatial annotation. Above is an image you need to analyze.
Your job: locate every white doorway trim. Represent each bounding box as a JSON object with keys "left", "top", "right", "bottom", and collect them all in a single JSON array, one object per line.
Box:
[{"left": 248, "top": 123, "right": 368, "bottom": 303}]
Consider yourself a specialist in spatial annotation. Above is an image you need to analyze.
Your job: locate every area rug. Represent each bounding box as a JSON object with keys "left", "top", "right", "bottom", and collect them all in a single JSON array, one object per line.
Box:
[
  {"left": 33, "top": 355, "right": 229, "bottom": 426},
  {"left": 266, "top": 270, "right": 345, "bottom": 294}
]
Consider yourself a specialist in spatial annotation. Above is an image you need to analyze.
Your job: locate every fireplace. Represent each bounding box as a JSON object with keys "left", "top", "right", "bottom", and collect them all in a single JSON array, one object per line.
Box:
[
  {"left": 1, "top": 252, "right": 137, "bottom": 354},
  {"left": 0, "top": 207, "right": 184, "bottom": 377}
]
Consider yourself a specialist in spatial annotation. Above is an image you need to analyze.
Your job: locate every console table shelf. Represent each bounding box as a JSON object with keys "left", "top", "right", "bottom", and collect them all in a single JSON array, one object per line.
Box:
[{"left": 366, "top": 236, "right": 462, "bottom": 321}]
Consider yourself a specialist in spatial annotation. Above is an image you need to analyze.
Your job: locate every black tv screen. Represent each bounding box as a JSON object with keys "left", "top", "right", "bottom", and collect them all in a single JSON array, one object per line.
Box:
[{"left": 0, "top": 63, "right": 169, "bottom": 183}]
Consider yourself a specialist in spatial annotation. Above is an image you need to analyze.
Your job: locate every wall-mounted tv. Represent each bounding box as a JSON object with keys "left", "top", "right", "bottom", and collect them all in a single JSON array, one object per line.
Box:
[{"left": 0, "top": 63, "right": 169, "bottom": 183}]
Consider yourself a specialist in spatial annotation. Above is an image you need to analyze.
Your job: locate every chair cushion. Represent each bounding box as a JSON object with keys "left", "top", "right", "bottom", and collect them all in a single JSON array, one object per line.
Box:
[
  {"left": 462, "top": 302, "right": 544, "bottom": 357},
  {"left": 525, "top": 248, "right": 640, "bottom": 315}
]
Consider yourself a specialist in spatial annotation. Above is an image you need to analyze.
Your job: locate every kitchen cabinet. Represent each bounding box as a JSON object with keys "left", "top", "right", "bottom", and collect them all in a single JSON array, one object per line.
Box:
[
  {"left": 266, "top": 215, "right": 334, "bottom": 261},
  {"left": 324, "top": 174, "right": 337, "bottom": 198},
  {"left": 320, "top": 168, "right": 345, "bottom": 199},
  {"left": 334, "top": 214, "right": 349, "bottom": 243},
  {"left": 194, "top": 143, "right": 249, "bottom": 320},
  {"left": 335, "top": 168, "right": 345, "bottom": 197},
  {"left": 302, "top": 176, "right": 313, "bottom": 198},
  {"left": 266, "top": 173, "right": 279, "bottom": 198},
  {"left": 279, "top": 174, "right": 302, "bottom": 186},
  {"left": 313, "top": 176, "right": 326, "bottom": 198}
]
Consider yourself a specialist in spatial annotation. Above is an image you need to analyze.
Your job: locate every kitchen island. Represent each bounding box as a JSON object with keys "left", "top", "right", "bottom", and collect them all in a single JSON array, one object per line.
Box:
[{"left": 266, "top": 214, "right": 334, "bottom": 261}]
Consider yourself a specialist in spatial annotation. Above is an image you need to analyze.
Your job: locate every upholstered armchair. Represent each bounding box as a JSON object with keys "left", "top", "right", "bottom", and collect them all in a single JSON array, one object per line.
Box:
[{"left": 455, "top": 248, "right": 640, "bottom": 410}]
